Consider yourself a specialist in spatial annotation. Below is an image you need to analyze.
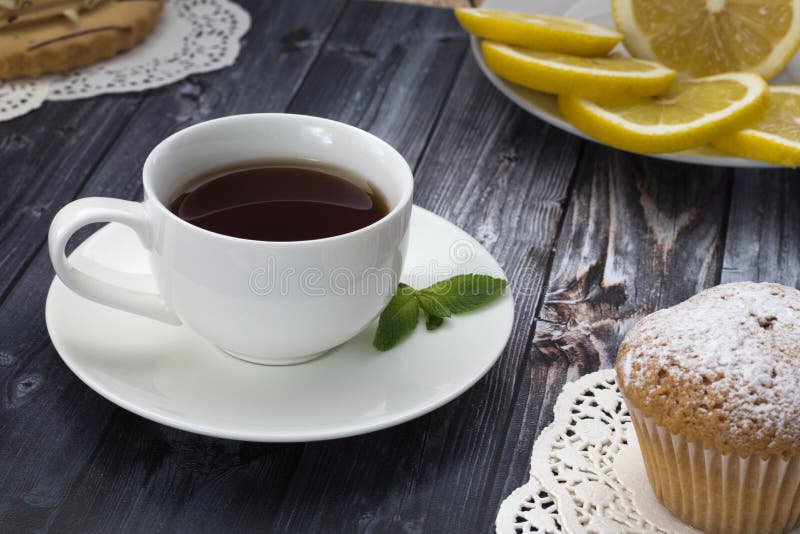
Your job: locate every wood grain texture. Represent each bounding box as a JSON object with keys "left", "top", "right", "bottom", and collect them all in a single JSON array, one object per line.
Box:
[
  {"left": 0, "top": 246, "right": 124, "bottom": 533},
  {"left": 722, "top": 170, "right": 800, "bottom": 287},
  {"left": 493, "top": 145, "right": 732, "bottom": 503},
  {"left": 286, "top": 0, "right": 467, "bottom": 164},
  {"left": 536, "top": 147, "right": 730, "bottom": 372},
  {"left": 0, "top": 95, "right": 143, "bottom": 302}
]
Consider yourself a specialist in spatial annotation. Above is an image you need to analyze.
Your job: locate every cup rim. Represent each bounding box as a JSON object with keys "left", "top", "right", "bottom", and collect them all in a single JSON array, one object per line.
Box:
[{"left": 142, "top": 113, "right": 414, "bottom": 246}]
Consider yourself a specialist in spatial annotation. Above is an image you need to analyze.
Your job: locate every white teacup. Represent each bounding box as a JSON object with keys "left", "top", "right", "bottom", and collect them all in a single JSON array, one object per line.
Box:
[{"left": 48, "top": 114, "right": 413, "bottom": 365}]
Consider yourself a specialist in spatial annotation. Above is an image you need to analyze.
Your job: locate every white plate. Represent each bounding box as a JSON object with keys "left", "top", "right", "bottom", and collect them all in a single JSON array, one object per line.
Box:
[
  {"left": 45, "top": 206, "right": 514, "bottom": 442},
  {"left": 474, "top": 0, "right": 800, "bottom": 168}
]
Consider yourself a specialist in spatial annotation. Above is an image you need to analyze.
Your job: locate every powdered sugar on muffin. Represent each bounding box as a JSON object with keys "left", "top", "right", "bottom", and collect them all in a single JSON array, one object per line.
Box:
[{"left": 617, "top": 282, "right": 800, "bottom": 457}]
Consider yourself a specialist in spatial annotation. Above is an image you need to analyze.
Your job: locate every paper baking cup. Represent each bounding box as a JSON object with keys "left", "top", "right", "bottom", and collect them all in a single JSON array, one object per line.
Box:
[{"left": 627, "top": 404, "right": 800, "bottom": 534}]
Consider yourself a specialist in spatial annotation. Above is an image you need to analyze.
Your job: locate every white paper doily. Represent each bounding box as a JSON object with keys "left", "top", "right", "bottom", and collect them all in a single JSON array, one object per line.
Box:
[
  {"left": 0, "top": 0, "right": 250, "bottom": 121},
  {"left": 0, "top": 77, "right": 52, "bottom": 119},
  {"left": 496, "top": 370, "right": 705, "bottom": 534}
]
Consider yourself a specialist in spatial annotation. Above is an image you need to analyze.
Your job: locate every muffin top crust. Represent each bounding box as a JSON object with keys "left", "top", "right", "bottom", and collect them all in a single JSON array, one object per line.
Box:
[{"left": 616, "top": 282, "right": 800, "bottom": 457}]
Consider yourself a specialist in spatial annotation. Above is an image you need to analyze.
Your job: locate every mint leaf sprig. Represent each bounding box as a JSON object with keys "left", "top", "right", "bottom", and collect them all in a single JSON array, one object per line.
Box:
[{"left": 373, "top": 274, "right": 509, "bottom": 351}]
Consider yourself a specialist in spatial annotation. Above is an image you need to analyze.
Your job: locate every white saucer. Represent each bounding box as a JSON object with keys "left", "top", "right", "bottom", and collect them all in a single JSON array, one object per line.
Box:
[
  {"left": 46, "top": 206, "right": 514, "bottom": 442},
  {"left": 475, "top": 0, "right": 800, "bottom": 168}
]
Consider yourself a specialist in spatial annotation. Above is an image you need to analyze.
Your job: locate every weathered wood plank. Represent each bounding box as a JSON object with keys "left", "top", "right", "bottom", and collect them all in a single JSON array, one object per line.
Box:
[
  {"left": 286, "top": 1, "right": 468, "bottom": 165},
  {"left": 0, "top": 0, "right": 347, "bottom": 530},
  {"left": 537, "top": 148, "right": 730, "bottom": 371},
  {"left": 493, "top": 145, "right": 732, "bottom": 503},
  {"left": 45, "top": 409, "right": 303, "bottom": 533},
  {"left": 271, "top": 52, "right": 584, "bottom": 532},
  {"left": 0, "top": 96, "right": 144, "bottom": 302},
  {"left": 721, "top": 170, "right": 800, "bottom": 287},
  {"left": 0, "top": 248, "right": 125, "bottom": 532}
]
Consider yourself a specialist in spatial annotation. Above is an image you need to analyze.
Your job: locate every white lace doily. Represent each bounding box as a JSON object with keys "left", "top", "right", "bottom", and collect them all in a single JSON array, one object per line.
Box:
[
  {"left": 0, "top": 77, "right": 52, "bottom": 119},
  {"left": 496, "top": 370, "right": 706, "bottom": 534},
  {"left": 0, "top": 0, "right": 250, "bottom": 121}
]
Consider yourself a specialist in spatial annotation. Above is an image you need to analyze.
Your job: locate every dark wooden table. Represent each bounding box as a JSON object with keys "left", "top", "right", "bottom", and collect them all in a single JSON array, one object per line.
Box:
[{"left": 2, "top": 0, "right": 799, "bottom": 532}]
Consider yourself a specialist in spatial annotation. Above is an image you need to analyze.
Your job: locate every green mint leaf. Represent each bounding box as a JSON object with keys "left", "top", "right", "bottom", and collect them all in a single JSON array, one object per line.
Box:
[
  {"left": 419, "top": 274, "right": 508, "bottom": 314},
  {"left": 425, "top": 313, "right": 445, "bottom": 331},
  {"left": 415, "top": 292, "right": 452, "bottom": 319},
  {"left": 373, "top": 284, "right": 420, "bottom": 351},
  {"left": 415, "top": 292, "right": 450, "bottom": 331},
  {"left": 372, "top": 275, "right": 509, "bottom": 352}
]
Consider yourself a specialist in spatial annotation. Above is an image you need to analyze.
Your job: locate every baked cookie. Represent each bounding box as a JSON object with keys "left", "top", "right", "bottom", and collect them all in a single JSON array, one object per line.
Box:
[
  {"left": 0, "top": 0, "right": 108, "bottom": 29},
  {"left": 0, "top": 0, "right": 163, "bottom": 80}
]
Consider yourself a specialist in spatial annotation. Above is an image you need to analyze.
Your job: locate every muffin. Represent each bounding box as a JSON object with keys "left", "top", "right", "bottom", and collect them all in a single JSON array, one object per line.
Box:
[{"left": 616, "top": 282, "right": 800, "bottom": 534}]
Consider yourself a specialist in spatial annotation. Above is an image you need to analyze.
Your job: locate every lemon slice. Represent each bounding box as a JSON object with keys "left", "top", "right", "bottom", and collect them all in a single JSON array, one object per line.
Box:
[
  {"left": 482, "top": 42, "right": 675, "bottom": 99},
  {"left": 713, "top": 86, "right": 800, "bottom": 166},
  {"left": 558, "top": 72, "right": 768, "bottom": 154},
  {"left": 612, "top": 0, "right": 800, "bottom": 79},
  {"left": 455, "top": 8, "right": 622, "bottom": 56}
]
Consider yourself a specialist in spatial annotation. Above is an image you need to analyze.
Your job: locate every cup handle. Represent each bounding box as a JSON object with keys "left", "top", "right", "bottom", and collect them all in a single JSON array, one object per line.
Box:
[{"left": 48, "top": 197, "right": 181, "bottom": 325}]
